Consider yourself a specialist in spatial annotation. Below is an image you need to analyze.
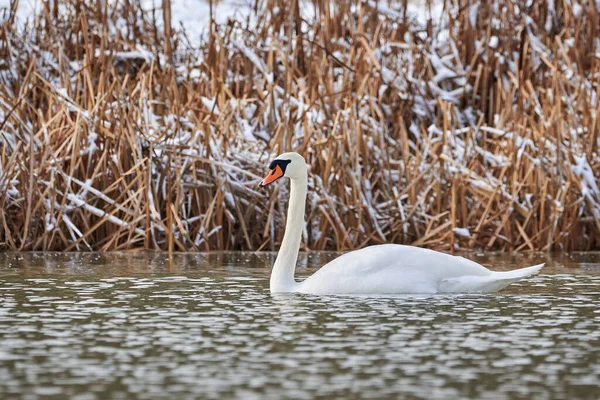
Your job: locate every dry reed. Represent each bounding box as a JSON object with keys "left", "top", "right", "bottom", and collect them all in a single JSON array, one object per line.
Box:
[{"left": 0, "top": 0, "right": 599, "bottom": 252}]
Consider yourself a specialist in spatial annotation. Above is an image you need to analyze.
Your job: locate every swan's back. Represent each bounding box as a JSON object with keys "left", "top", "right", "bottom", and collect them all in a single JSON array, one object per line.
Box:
[{"left": 297, "top": 244, "right": 537, "bottom": 294}]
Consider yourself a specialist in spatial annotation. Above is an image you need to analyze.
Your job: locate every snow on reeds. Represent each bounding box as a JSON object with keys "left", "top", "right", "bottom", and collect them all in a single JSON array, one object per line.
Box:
[{"left": 0, "top": 0, "right": 599, "bottom": 251}]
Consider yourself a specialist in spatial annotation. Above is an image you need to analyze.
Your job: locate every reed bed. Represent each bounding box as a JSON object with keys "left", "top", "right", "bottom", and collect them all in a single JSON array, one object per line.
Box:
[{"left": 0, "top": 0, "right": 599, "bottom": 251}]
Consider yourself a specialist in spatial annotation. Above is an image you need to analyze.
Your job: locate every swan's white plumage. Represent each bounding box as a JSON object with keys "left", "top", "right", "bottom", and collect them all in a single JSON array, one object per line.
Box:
[
  {"left": 296, "top": 244, "right": 544, "bottom": 294},
  {"left": 263, "top": 152, "right": 544, "bottom": 294}
]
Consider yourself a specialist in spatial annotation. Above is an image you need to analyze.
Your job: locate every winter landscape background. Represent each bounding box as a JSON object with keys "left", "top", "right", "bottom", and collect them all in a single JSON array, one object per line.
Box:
[{"left": 0, "top": 0, "right": 599, "bottom": 251}]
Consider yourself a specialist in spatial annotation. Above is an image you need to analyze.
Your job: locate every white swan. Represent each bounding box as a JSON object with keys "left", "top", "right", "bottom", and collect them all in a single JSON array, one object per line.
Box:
[{"left": 260, "top": 152, "right": 544, "bottom": 294}]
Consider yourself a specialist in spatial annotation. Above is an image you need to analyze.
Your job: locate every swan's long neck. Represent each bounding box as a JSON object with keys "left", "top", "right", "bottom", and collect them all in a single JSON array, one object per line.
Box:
[{"left": 270, "top": 175, "right": 307, "bottom": 292}]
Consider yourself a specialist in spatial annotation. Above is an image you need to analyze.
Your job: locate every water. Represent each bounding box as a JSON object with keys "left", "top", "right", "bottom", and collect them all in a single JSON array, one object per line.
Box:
[{"left": 0, "top": 252, "right": 598, "bottom": 400}]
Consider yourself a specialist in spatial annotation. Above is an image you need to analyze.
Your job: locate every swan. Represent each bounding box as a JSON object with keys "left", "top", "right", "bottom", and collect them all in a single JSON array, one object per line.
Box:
[{"left": 260, "top": 152, "right": 544, "bottom": 294}]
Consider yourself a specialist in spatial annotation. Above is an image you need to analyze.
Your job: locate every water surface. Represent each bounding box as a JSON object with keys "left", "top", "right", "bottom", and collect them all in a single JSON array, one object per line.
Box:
[{"left": 0, "top": 252, "right": 598, "bottom": 399}]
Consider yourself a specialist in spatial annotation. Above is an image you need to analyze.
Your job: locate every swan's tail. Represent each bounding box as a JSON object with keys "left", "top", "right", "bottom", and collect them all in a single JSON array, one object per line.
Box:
[
  {"left": 439, "top": 263, "right": 545, "bottom": 293},
  {"left": 493, "top": 263, "right": 545, "bottom": 280}
]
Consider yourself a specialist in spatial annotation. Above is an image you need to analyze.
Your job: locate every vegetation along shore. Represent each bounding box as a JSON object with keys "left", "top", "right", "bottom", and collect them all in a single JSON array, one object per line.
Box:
[{"left": 0, "top": 0, "right": 599, "bottom": 251}]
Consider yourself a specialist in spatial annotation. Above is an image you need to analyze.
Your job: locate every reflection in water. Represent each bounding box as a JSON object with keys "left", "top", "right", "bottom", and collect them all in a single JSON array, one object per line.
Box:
[{"left": 0, "top": 252, "right": 598, "bottom": 399}]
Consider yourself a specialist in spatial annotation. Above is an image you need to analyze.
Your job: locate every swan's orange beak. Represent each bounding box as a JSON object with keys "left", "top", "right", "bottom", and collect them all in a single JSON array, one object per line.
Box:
[{"left": 260, "top": 165, "right": 284, "bottom": 186}]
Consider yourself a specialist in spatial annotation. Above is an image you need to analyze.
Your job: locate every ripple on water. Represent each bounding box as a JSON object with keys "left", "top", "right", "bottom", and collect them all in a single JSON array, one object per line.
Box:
[{"left": 0, "top": 254, "right": 599, "bottom": 399}]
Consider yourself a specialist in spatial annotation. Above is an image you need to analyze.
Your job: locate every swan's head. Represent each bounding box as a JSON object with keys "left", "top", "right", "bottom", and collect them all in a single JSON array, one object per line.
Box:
[{"left": 260, "top": 152, "right": 307, "bottom": 186}]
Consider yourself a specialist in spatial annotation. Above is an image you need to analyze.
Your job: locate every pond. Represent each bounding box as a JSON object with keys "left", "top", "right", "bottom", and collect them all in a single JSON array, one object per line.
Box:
[{"left": 0, "top": 252, "right": 599, "bottom": 399}]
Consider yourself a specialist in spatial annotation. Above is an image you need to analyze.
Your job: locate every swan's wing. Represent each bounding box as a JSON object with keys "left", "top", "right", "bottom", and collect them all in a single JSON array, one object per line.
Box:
[
  {"left": 297, "top": 244, "right": 492, "bottom": 294},
  {"left": 316, "top": 244, "right": 491, "bottom": 276}
]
